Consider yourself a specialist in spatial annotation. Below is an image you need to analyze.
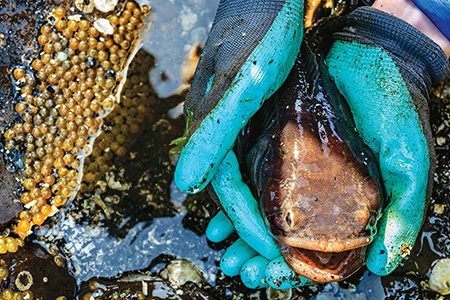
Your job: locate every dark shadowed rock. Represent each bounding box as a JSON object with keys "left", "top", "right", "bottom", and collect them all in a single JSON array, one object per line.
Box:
[
  {"left": 79, "top": 274, "right": 218, "bottom": 299},
  {"left": 0, "top": 244, "right": 76, "bottom": 298},
  {"left": 0, "top": 161, "right": 21, "bottom": 229}
]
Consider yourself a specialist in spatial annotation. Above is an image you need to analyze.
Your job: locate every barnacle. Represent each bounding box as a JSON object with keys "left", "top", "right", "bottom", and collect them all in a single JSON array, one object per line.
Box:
[{"left": 1, "top": 1, "right": 151, "bottom": 249}]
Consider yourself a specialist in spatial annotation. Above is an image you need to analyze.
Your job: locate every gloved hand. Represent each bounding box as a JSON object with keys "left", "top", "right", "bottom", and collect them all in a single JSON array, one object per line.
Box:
[
  {"left": 173, "top": 0, "right": 304, "bottom": 194},
  {"left": 325, "top": 6, "right": 449, "bottom": 275}
]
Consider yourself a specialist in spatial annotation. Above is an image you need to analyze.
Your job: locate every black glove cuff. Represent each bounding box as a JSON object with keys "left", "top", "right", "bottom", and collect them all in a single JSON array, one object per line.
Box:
[
  {"left": 215, "top": 0, "right": 286, "bottom": 21},
  {"left": 335, "top": 7, "right": 449, "bottom": 87}
]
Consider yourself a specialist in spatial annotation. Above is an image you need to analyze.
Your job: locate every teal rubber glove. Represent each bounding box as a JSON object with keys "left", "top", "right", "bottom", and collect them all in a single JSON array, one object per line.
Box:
[
  {"left": 173, "top": 0, "right": 304, "bottom": 194},
  {"left": 206, "top": 151, "right": 312, "bottom": 289},
  {"left": 325, "top": 7, "right": 449, "bottom": 275}
]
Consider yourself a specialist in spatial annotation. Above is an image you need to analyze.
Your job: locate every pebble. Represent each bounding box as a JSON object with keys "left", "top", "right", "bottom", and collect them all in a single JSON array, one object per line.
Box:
[
  {"left": 433, "top": 204, "right": 446, "bottom": 214},
  {"left": 266, "top": 287, "right": 292, "bottom": 300},
  {"left": 160, "top": 259, "right": 204, "bottom": 286},
  {"left": 436, "top": 136, "right": 446, "bottom": 146},
  {"left": 429, "top": 259, "right": 450, "bottom": 295}
]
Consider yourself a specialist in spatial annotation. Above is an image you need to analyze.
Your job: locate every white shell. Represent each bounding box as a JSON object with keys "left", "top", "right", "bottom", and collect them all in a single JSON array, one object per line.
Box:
[
  {"left": 94, "top": 0, "right": 119, "bottom": 13},
  {"left": 94, "top": 18, "right": 114, "bottom": 35},
  {"left": 68, "top": 14, "right": 82, "bottom": 21}
]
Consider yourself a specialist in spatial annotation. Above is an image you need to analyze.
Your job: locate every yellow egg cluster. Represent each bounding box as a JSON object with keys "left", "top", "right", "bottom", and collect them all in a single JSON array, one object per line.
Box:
[
  {"left": 1, "top": 1, "right": 150, "bottom": 243},
  {"left": 0, "top": 236, "right": 24, "bottom": 254},
  {"left": 0, "top": 289, "right": 34, "bottom": 300},
  {"left": 80, "top": 51, "right": 159, "bottom": 193}
]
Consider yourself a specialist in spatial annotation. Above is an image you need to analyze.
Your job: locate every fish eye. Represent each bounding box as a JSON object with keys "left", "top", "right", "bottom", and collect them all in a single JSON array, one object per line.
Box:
[
  {"left": 283, "top": 209, "right": 302, "bottom": 229},
  {"left": 286, "top": 211, "right": 295, "bottom": 227}
]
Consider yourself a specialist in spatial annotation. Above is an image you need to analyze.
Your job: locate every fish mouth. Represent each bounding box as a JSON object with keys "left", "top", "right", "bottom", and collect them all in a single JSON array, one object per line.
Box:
[
  {"left": 278, "top": 235, "right": 371, "bottom": 252},
  {"left": 282, "top": 244, "right": 366, "bottom": 283}
]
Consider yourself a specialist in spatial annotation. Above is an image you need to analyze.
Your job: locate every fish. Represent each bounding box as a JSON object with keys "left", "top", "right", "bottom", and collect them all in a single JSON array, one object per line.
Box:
[{"left": 236, "top": 44, "right": 383, "bottom": 283}]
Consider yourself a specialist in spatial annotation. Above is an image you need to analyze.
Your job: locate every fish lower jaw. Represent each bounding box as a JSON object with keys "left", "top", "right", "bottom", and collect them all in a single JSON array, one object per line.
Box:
[
  {"left": 278, "top": 235, "right": 371, "bottom": 252},
  {"left": 283, "top": 246, "right": 366, "bottom": 283}
]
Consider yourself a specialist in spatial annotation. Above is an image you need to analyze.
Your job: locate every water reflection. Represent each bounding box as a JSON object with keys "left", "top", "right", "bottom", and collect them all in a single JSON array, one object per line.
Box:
[
  {"left": 140, "top": 0, "right": 219, "bottom": 97},
  {"left": 37, "top": 212, "right": 221, "bottom": 282}
]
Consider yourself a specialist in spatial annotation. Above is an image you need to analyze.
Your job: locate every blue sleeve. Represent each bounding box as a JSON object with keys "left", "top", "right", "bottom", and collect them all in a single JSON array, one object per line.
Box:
[{"left": 412, "top": 0, "right": 450, "bottom": 40}]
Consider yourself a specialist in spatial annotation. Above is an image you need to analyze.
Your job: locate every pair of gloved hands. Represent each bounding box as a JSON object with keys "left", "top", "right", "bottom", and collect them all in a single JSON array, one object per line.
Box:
[{"left": 172, "top": 0, "right": 449, "bottom": 289}]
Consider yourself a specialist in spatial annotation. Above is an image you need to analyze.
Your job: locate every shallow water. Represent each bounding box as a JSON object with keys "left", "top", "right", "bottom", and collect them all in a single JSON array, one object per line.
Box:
[{"left": 140, "top": 0, "right": 219, "bottom": 97}]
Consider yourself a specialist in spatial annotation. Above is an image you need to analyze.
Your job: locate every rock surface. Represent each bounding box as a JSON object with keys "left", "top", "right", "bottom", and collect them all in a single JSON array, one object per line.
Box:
[
  {"left": 0, "top": 162, "right": 21, "bottom": 228},
  {"left": 0, "top": 244, "right": 76, "bottom": 298}
]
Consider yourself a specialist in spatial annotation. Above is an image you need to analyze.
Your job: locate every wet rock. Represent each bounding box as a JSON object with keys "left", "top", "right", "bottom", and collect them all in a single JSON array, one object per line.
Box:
[
  {"left": 0, "top": 65, "right": 15, "bottom": 133},
  {"left": 0, "top": 244, "right": 76, "bottom": 298},
  {"left": 79, "top": 273, "right": 217, "bottom": 299},
  {"left": 313, "top": 282, "right": 366, "bottom": 300},
  {"left": 160, "top": 259, "right": 205, "bottom": 287},
  {"left": 182, "top": 191, "right": 217, "bottom": 235},
  {"left": 141, "top": 0, "right": 219, "bottom": 97},
  {"left": 429, "top": 259, "right": 450, "bottom": 295},
  {"left": 0, "top": 1, "right": 53, "bottom": 230},
  {"left": 0, "top": 0, "right": 57, "bottom": 138},
  {"left": 0, "top": 162, "right": 22, "bottom": 228},
  {"left": 0, "top": 0, "right": 56, "bottom": 67}
]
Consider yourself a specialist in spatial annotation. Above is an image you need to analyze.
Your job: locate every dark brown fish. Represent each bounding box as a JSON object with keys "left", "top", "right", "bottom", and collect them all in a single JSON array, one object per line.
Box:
[{"left": 238, "top": 45, "right": 383, "bottom": 282}]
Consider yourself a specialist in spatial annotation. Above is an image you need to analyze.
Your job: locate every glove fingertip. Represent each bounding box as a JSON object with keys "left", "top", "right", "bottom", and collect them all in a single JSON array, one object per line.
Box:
[
  {"left": 366, "top": 205, "right": 421, "bottom": 276},
  {"left": 220, "top": 256, "right": 241, "bottom": 277},
  {"left": 240, "top": 256, "right": 270, "bottom": 289},
  {"left": 366, "top": 238, "right": 399, "bottom": 276},
  {"left": 206, "top": 212, "right": 235, "bottom": 243},
  {"left": 265, "top": 257, "right": 312, "bottom": 290},
  {"left": 220, "top": 239, "right": 257, "bottom": 277},
  {"left": 173, "top": 160, "right": 199, "bottom": 194}
]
